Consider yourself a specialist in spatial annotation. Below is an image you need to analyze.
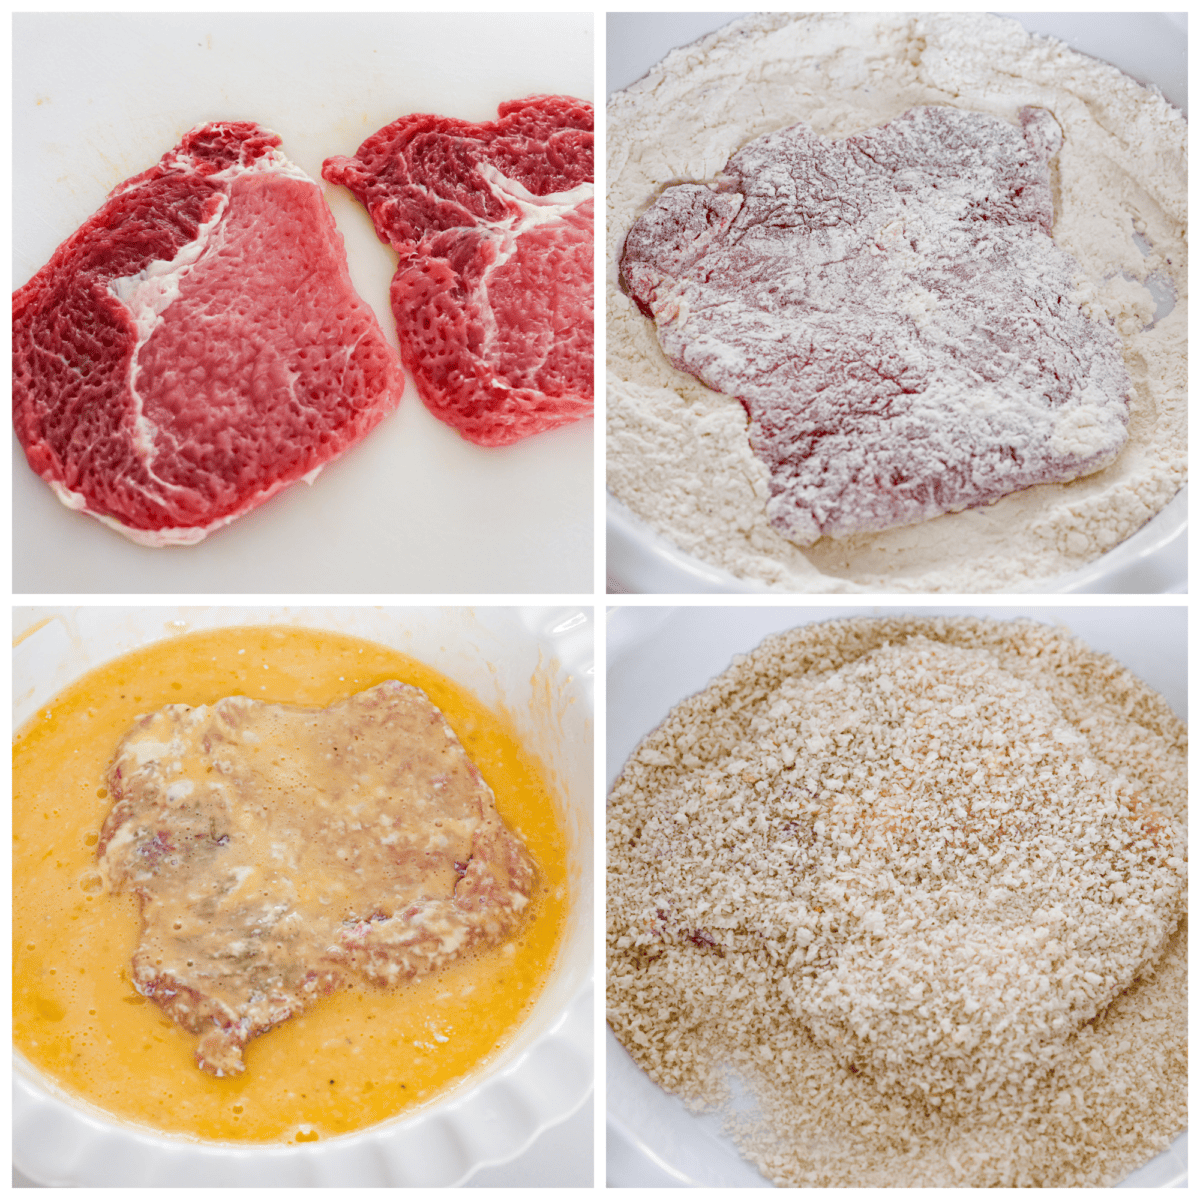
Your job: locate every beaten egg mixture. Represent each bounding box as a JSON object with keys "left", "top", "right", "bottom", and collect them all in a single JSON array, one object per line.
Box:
[{"left": 13, "top": 625, "right": 568, "bottom": 1143}]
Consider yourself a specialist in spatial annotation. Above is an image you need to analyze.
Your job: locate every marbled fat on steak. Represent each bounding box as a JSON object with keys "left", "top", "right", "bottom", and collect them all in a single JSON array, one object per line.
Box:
[
  {"left": 97, "top": 681, "right": 534, "bottom": 1076},
  {"left": 323, "top": 96, "right": 594, "bottom": 447},
  {"left": 621, "top": 106, "right": 1132, "bottom": 544},
  {"left": 13, "top": 122, "right": 403, "bottom": 546}
]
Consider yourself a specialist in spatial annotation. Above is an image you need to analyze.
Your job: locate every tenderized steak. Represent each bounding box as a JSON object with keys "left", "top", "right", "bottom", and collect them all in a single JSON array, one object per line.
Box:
[
  {"left": 97, "top": 681, "right": 535, "bottom": 1076},
  {"left": 620, "top": 106, "right": 1132, "bottom": 545},
  {"left": 13, "top": 122, "right": 404, "bottom": 546},
  {"left": 323, "top": 96, "right": 593, "bottom": 447}
]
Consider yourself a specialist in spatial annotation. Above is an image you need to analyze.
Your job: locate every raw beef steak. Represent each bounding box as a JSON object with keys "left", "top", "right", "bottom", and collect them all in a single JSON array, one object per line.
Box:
[
  {"left": 98, "top": 680, "right": 535, "bottom": 1076},
  {"left": 13, "top": 122, "right": 403, "bottom": 546},
  {"left": 621, "top": 106, "right": 1132, "bottom": 544},
  {"left": 323, "top": 95, "right": 593, "bottom": 447}
]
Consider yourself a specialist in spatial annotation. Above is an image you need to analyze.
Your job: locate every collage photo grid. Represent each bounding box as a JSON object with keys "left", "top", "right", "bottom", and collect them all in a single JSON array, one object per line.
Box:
[{"left": 11, "top": 11, "right": 1188, "bottom": 1191}]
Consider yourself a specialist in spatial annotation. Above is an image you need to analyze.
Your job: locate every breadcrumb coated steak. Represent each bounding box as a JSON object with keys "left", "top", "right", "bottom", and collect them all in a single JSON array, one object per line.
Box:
[
  {"left": 608, "top": 617, "right": 1187, "bottom": 1185},
  {"left": 323, "top": 96, "right": 594, "bottom": 447},
  {"left": 620, "top": 106, "right": 1131, "bottom": 543},
  {"left": 97, "top": 681, "right": 534, "bottom": 1076},
  {"left": 751, "top": 638, "right": 1184, "bottom": 1109},
  {"left": 12, "top": 122, "right": 403, "bottom": 546}
]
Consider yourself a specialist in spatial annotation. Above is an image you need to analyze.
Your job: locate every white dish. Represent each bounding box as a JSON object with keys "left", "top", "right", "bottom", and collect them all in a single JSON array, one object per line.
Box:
[
  {"left": 604, "top": 12, "right": 1187, "bottom": 595},
  {"left": 608, "top": 487, "right": 1188, "bottom": 595},
  {"left": 13, "top": 605, "right": 594, "bottom": 1187},
  {"left": 605, "top": 604, "right": 1187, "bottom": 1187},
  {"left": 13, "top": 13, "right": 594, "bottom": 594}
]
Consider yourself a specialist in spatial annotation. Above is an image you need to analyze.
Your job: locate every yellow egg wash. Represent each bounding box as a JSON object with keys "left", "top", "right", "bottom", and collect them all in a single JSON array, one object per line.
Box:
[{"left": 13, "top": 625, "right": 568, "bottom": 1143}]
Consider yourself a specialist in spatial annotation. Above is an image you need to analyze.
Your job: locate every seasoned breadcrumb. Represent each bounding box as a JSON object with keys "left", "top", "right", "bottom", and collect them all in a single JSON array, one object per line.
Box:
[{"left": 607, "top": 617, "right": 1187, "bottom": 1186}]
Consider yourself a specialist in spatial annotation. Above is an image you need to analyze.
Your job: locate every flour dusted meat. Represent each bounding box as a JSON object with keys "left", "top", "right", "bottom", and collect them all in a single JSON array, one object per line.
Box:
[
  {"left": 13, "top": 122, "right": 403, "bottom": 546},
  {"left": 97, "top": 681, "right": 534, "bottom": 1076},
  {"left": 621, "top": 106, "right": 1132, "bottom": 544},
  {"left": 323, "top": 96, "right": 593, "bottom": 447}
]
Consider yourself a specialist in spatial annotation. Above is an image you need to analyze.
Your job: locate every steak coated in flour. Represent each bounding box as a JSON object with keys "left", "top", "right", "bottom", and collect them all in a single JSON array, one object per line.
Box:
[
  {"left": 97, "top": 681, "right": 534, "bottom": 1076},
  {"left": 12, "top": 122, "right": 403, "bottom": 547},
  {"left": 621, "top": 106, "right": 1132, "bottom": 544}
]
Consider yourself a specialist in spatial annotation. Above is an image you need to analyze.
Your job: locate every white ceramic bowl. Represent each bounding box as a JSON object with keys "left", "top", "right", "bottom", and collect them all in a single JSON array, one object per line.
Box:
[
  {"left": 605, "top": 605, "right": 1187, "bottom": 1186},
  {"left": 607, "top": 488, "right": 1187, "bottom": 595},
  {"left": 605, "top": 12, "right": 1188, "bottom": 595},
  {"left": 13, "top": 605, "right": 594, "bottom": 1187}
]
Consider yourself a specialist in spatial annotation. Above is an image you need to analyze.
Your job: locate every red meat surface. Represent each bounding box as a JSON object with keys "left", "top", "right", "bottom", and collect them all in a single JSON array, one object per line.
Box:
[
  {"left": 13, "top": 122, "right": 403, "bottom": 546},
  {"left": 621, "top": 106, "right": 1132, "bottom": 544},
  {"left": 323, "top": 95, "right": 594, "bottom": 447}
]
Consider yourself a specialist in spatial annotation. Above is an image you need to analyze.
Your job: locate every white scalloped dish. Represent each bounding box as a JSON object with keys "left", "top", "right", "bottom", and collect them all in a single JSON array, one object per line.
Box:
[{"left": 13, "top": 606, "right": 594, "bottom": 1187}]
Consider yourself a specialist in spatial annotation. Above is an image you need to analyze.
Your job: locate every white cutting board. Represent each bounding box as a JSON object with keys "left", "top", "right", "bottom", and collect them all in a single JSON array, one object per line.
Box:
[{"left": 13, "top": 13, "right": 595, "bottom": 595}]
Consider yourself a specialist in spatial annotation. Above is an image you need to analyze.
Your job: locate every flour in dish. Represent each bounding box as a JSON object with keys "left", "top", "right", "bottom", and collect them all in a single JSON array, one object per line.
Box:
[{"left": 607, "top": 13, "right": 1186, "bottom": 592}]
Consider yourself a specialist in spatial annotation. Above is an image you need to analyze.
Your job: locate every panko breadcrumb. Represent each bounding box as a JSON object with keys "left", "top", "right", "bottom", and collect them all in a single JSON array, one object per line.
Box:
[{"left": 607, "top": 617, "right": 1187, "bottom": 1187}]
